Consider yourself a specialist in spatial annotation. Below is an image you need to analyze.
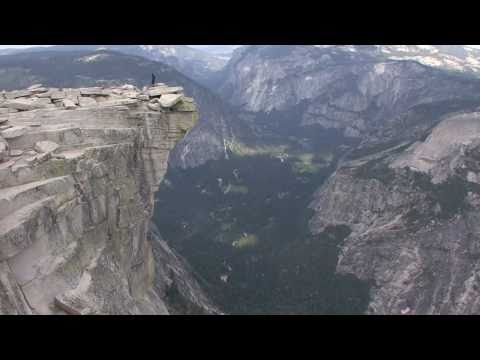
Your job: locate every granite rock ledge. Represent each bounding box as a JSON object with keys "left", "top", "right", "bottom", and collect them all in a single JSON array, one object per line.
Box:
[{"left": 0, "top": 83, "right": 218, "bottom": 314}]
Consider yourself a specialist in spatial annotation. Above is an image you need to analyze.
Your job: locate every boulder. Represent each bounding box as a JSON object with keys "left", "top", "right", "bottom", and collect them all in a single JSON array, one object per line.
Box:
[
  {"left": 30, "top": 87, "right": 49, "bottom": 94},
  {"left": 148, "top": 86, "right": 184, "bottom": 98},
  {"left": 54, "top": 294, "right": 93, "bottom": 315},
  {"left": 37, "top": 89, "right": 59, "bottom": 98},
  {"left": 78, "top": 97, "right": 97, "bottom": 107},
  {"left": 159, "top": 94, "right": 184, "bottom": 108},
  {"left": 1, "top": 126, "right": 27, "bottom": 139},
  {"left": 62, "top": 99, "right": 77, "bottom": 109},
  {"left": 98, "top": 98, "right": 138, "bottom": 107},
  {"left": 121, "top": 84, "right": 136, "bottom": 91},
  {"left": 124, "top": 91, "right": 139, "bottom": 99},
  {"left": 31, "top": 98, "right": 52, "bottom": 107},
  {"left": 173, "top": 98, "right": 196, "bottom": 112},
  {"left": 147, "top": 102, "right": 161, "bottom": 111},
  {"left": 5, "top": 90, "right": 32, "bottom": 99},
  {"left": 137, "top": 94, "right": 149, "bottom": 101},
  {"left": 64, "top": 90, "right": 81, "bottom": 105},
  {"left": 1, "top": 99, "right": 41, "bottom": 111},
  {"left": 25, "top": 156, "right": 37, "bottom": 165},
  {"left": 50, "top": 91, "right": 66, "bottom": 100},
  {"left": 34, "top": 141, "right": 59, "bottom": 154},
  {"left": 80, "top": 88, "right": 107, "bottom": 96}
]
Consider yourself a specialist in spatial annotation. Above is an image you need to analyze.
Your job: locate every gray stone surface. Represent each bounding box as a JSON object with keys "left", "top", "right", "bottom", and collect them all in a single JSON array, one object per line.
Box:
[
  {"left": 5, "top": 90, "right": 32, "bottom": 99},
  {"left": 50, "top": 91, "right": 66, "bottom": 101},
  {"left": 80, "top": 88, "right": 107, "bottom": 96},
  {"left": 1, "top": 126, "right": 27, "bottom": 139},
  {"left": 1, "top": 100, "right": 42, "bottom": 111},
  {"left": 62, "top": 99, "right": 77, "bottom": 109},
  {"left": 0, "top": 137, "right": 8, "bottom": 162},
  {"left": 9, "top": 150, "right": 23, "bottom": 157},
  {"left": 309, "top": 111, "right": 480, "bottom": 315},
  {"left": 78, "top": 97, "right": 97, "bottom": 107},
  {"left": 159, "top": 94, "right": 183, "bottom": 108},
  {"left": 148, "top": 86, "right": 183, "bottom": 98},
  {"left": 0, "top": 84, "right": 217, "bottom": 315},
  {"left": 34, "top": 141, "right": 59, "bottom": 154}
]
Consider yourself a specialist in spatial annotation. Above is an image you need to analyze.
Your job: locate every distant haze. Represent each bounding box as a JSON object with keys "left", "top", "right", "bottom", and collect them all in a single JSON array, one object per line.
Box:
[{"left": 0, "top": 45, "right": 242, "bottom": 50}]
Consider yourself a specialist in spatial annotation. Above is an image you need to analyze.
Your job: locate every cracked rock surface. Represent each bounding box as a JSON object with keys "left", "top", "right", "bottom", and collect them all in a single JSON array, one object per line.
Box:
[
  {"left": 309, "top": 111, "right": 480, "bottom": 314},
  {"left": 0, "top": 84, "right": 218, "bottom": 314}
]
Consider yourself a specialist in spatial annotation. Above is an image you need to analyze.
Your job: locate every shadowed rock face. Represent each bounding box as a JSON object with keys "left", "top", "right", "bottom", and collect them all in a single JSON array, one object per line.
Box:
[
  {"left": 309, "top": 111, "right": 480, "bottom": 314},
  {"left": 0, "top": 84, "right": 218, "bottom": 314}
]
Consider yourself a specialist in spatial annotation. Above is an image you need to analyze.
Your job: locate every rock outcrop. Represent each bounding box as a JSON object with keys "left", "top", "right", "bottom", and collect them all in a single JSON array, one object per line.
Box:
[
  {"left": 309, "top": 111, "right": 480, "bottom": 314},
  {"left": 0, "top": 83, "right": 218, "bottom": 314}
]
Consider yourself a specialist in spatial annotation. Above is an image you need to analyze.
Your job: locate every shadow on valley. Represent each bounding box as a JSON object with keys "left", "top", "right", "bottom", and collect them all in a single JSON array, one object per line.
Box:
[{"left": 153, "top": 128, "right": 371, "bottom": 314}]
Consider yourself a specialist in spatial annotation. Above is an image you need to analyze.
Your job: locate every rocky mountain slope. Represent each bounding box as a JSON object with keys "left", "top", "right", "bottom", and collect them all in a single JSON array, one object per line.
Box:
[
  {"left": 155, "top": 45, "right": 480, "bottom": 314},
  {"left": 0, "top": 45, "right": 227, "bottom": 87},
  {"left": 190, "top": 45, "right": 242, "bottom": 60},
  {"left": 352, "top": 45, "right": 480, "bottom": 75},
  {"left": 0, "top": 83, "right": 218, "bottom": 314},
  {"left": 309, "top": 111, "right": 480, "bottom": 314},
  {"left": 214, "top": 45, "right": 480, "bottom": 152},
  {"left": 5, "top": 45, "right": 480, "bottom": 314}
]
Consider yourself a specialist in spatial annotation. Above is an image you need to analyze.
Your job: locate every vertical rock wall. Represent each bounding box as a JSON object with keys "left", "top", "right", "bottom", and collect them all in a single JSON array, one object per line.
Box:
[{"left": 0, "top": 84, "right": 216, "bottom": 314}]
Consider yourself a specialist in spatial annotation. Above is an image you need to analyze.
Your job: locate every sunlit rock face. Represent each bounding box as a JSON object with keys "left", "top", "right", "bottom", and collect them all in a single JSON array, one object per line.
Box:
[
  {"left": 214, "top": 45, "right": 480, "bottom": 149},
  {"left": 0, "top": 84, "right": 218, "bottom": 315}
]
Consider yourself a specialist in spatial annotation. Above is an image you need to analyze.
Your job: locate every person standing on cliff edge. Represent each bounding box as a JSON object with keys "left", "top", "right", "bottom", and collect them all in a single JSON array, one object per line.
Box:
[{"left": 151, "top": 73, "right": 156, "bottom": 86}]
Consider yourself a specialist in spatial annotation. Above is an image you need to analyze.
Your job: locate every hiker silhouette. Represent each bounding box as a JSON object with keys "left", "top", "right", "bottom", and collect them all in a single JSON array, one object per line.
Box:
[{"left": 151, "top": 73, "right": 156, "bottom": 85}]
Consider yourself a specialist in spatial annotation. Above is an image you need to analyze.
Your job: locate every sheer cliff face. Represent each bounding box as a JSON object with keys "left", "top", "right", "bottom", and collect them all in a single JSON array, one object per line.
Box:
[
  {"left": 216, "top": 46, "right": 480, "bottom": 145},
  {"left": 0, "top": 84, "right": 218, "bottom": 314},
  {"left": 309, "top": 112, "right": 480, "bottom": 314}
]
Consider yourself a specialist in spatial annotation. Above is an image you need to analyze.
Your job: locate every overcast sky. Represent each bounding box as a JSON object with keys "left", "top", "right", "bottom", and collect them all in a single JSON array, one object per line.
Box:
[
  {"left": 0, "top": 45, "right": 236, "bottom": 49},
  {"left": 1, "top": 45, "right": 480, "bottom": 50}
]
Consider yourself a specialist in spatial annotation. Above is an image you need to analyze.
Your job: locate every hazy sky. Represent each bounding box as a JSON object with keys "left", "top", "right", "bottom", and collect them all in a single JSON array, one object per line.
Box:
[
  {"left": 0, "top": 45, "right": 49, "bottom": 48},
  {"left": 0, "top": 45, "right": 235, "bottom": 49},
  {"left": 1, "top": 45, "right": 480, "bottom": 50}
]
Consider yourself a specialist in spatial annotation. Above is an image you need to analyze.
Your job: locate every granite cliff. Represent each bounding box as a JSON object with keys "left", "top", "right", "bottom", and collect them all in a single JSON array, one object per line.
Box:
[
  {"left": 309, "top": 111, "right": 480, "bottom": 314},
  {"left": 0, "top": 83, "right": 219, "bottom": 314}
]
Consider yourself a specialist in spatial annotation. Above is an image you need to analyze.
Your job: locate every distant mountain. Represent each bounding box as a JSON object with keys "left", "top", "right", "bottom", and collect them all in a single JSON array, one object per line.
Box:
[
  {"left": 0, "top": 45, "right": 227, "bottom": 86},
  {"left": 190, "top": 45, "right": 244, "bottom": 60},
  {"left": 0, "top": 48, "right": 22, "bottom": 56},
  {"left": 313, "top": 45, "right": 480, "bottom": 75}
]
